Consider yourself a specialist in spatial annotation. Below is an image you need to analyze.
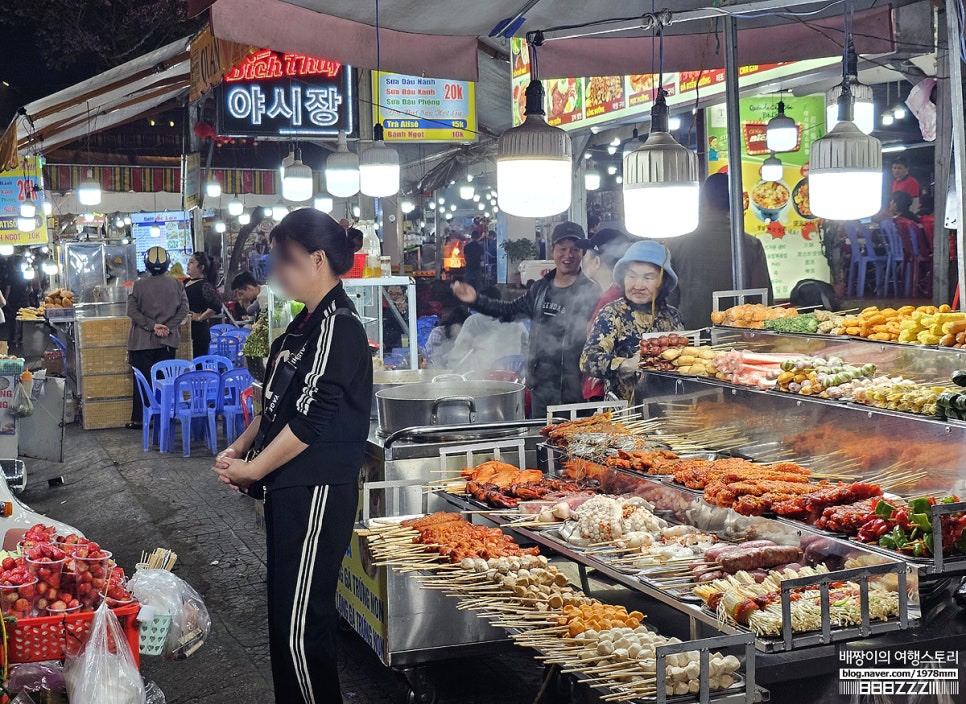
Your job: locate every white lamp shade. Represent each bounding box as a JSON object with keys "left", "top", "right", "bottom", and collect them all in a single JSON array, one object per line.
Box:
[
  {"left": 477, "top": 203, "right": 485, "bottom": 210},
  {"left": 43, "top": 201, "right": 52, "bottom": 216},
  {"left": 325, "top": 141, "right": 360, "bottom": 198},
  {"left": 17, "top": 217, "right": 36, "bottom": 232},
  {"left": 827, "top": 82, "right": 875, "bottom": 135},
  {"left": 150, "top": 225, "right": 162, "bottom": 237},
  {"left": 761, "top": 155, "right": 784, "bottom": 182},
  {"left": 281, "top": 160, "right": 314, "bottom": 202},
  {"left": 459, "top": 184, "right": 475, "bottom": 200},
  {"left": 881, "top": 113, "right": 894, "bottom": 126},
  {"left": 227, "top": 198, "right": 244, "bottom": 216},
  {"left": 205, "top": 179, "right": 222, "bottom": 198},
  {"left": 214, "top": 220, "right": 227, "bottom": 233},
  {"left": 77, "top": 171, "right": 101, "bottom": 206},
  {"left": 585, "top": 170, "right": 601, "bottom": 191},
  {"left": 22, "top": 268, "right": 34, "bottom": 280},
  {"left": 272, "top": 206, "right": 289, "bottom": 220},
  {"left": 809, "top": 119, "right": 883, "bottom": 220},
  {"left": 314, "top": 196, "right": 334, "bottom": 213},
  {"left": 623, "top": 131, "right": 700, "bottom": 238},
  {"left": 0, "top": 246, "right": 13, "bottom": 256},
  {"left": 766, "top": 115, "right": 798, "bottom": 152},
  {"left": 359, "top": 142, "right": 401, "bottom": 198},
  {"left": 19, "top": 203, "right": 36, "bottom": 218},
  {"left": 401, "top": 200, "right": 415, "bottom": 214},
  {"left": 237, "top": 213, "right": 251, "bottom": 225},
  {"left": 42, "top": 262, "right": 59, "bottom": 275}
]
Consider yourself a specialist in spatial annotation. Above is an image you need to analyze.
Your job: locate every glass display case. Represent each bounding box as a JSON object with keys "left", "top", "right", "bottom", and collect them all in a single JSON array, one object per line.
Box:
[
  {"left": 267, "top": 277, "right": 419, "bottom": 369},
  {"left": 58, "top": 242, "right": 138, "bottom": 303}
]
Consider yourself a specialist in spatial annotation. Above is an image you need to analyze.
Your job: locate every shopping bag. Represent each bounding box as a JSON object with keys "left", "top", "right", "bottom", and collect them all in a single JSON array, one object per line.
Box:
[{"left": 64, "top": 602, "right": 146, "bottom": 704}]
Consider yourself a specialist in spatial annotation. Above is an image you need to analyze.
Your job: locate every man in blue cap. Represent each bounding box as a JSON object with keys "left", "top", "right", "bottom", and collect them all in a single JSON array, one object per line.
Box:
[
  {"left": 581, "top": 241, "right": 684, "bottom": 400},
  {"left": 452, "top": 221, "right": 600, "bottom": 418}
]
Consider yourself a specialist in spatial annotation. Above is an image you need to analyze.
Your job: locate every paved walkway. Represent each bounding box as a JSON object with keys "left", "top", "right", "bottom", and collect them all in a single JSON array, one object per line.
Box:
[{"left": 19, "top": 425, "right": 545, "bottom": 704}]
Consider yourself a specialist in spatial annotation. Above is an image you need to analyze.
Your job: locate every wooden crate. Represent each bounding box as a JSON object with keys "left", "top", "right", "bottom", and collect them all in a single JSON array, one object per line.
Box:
[
  {"left": 80, "top": 346, "right": 128, "bottom": 375},
  {"left": 82, "top": 372, "right": 132, "bottom": 400},
  {"left": 82, "top": 398, "right": 131, "bottom": 429},
  {"left": 77, "top": 318, "right": 129, "bottom": 348}
]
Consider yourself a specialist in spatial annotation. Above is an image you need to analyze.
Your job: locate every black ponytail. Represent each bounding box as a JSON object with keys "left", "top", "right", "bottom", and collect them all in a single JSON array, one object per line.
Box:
[
  {"left": 192, "top": 251, "right": 218, "bottom": 286},
  {"left": 270, "top": 209, "right": 355, "bottom": 276}
]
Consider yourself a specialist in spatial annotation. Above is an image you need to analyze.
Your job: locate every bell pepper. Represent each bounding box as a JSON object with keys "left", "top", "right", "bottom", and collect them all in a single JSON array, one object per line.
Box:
[
  {"left": 874, "top": 500, "right": 896, "bottom": 519},
  {"left": 909, "top": 497, "right": 934, "bottom": 514},
  {"left": 879, "top": 526, "right": 908, "bottom": 550},
  {"left": 910, "top": 513, "right": 932, "bottom": 532}
]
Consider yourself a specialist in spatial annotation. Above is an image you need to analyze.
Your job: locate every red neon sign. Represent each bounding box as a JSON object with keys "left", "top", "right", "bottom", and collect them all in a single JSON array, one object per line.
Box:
[{"left": 224, "top": 49, "right": 343, "bottom": 83}]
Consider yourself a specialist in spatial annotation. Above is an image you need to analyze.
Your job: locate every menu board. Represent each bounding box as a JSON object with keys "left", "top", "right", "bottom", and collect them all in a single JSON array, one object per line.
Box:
[
  {"left": 705, "top": 95, "right": 830, "bottom": 299},
  {"left": 373, "top": 71, "right": 476, "bottom": 142},
  {"left": 0, "top": 156, "right": 49, "bottom": 246},
  {"left": 509, "top": 38, "right": 838, "bottom": 132},
  {"left": 131, "top": 211, "right": 193, "bottom": 274}
]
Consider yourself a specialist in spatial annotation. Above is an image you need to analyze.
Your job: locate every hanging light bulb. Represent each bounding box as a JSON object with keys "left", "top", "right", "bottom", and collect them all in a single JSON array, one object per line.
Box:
[
  {"left": 493, "top": 206, "right": 499, "bottom": 213},
  {"left": 893, "top": 105, "right": 907, "bottom": 120},
  {"left": 667, "top": 116, "right": 682, "bottom": 131},
  {"left": 881, "top": 113, "right": 894, "bottom": 126},
  {"left": 607, "top": 165, "right": 618, "bottom": 176},
  {"left": 359, "top": 125, "right": 401, "bottom": 197},
  {"left": 477, "top": 203, "right": 485, "bottom": 210},
  {"left": 616, "top": 176, "right": 623, "bottom": 184},
  {"left": 585, "top": 168, "right": 601, "bottom": 191},
  {"left": 450, "top": 204, "right": 457, "bottom": 212},
  {"left": 43, "top": 201, "right": 52, "bottom": 216},
  {"left": 325, "top": 131, "right": 360, "bottom": 198},
  {"left": 150, "top": 224, "right": 161, "bottom": 237},
  {"left": 214, "top": 220, "right": 227, "bottom": 234},
  {"left": 77, "top": 169, "right": 101, "bottom": 206},
  {"left": 352, "top": 205, "right": 361, "bottom": 218},
  {"left": 205, "top": 176, "right": 222, "bottom": 198},
  {"left": 20, "top": 202, "right": 36, "bottom": 219},
  {"left": 0, "top": 246, "right": 13, "bottom": 256},
  {"left": 123, "top": 216, "right": 131, "bottom": 225},
  {"left": 497, "top": 78, "right": 572, "bottom": 217},
  {"left": 607, "top": 145, "right": 618, "bottom": 155},
  {"left": 227, "top": 196, "right": 244, "bottom": 216},
  {"left": 314, "top": 196, "right": 334, "bottom": 213},
  {"left": 237, "top": 212, "right": 251, "bottom": 225},
  {"left": 466, "top": 174, "right": 474, "bottom": 182},
  {"left": 825, "top": 45, "right": 874, "bottom": 135},
  {"left": 400, "top": 200, "right": 415, "bottom": 214},
  {"left": 761, "top": 153, "right": 784, "bottom": 182},
  {"left": 279, "top": 149, "right": 295, "bottom": 179},
  {"left": 811, "top": 83, "right": 883, "bottom": 220},
  {"left": 281, "top": 148, "right": 314, "bottom": 202},
  {"left": 272, "top": 206, "right": 289, "bottom": 221},
  {"left": 115, "top": 216, "right": 125, "bottom": 228},
  {"left": 42, "top": 261, "right": 59, "bottom": 276},
  {"left": 17, "top": 217, "right": 35, "bottom": 232},
  {"left": 427, "top": 201, "right": 436, "bottom": 211},
  {"left": 83, "top": 213, "right": 95, "bottom": 223},
  {"left": 623, "top": 89, "right": 700, "bottom": 238},
  {"left": 766, "top": 100, "right": 799, "bottom": 152},
  {"left": 22, "top": 267, "right": 35, "bottom": 281},
  {"left": 460, "top": 184, "right": 475, "bottom": 200},
  {"left": 438, "top": 196, "right": 446, "bottom": 205}
]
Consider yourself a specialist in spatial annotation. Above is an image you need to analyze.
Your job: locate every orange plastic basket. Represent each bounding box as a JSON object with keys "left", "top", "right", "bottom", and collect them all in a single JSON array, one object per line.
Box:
[{"left": 4, "top": 602, "right": 141, "bottom": 667}]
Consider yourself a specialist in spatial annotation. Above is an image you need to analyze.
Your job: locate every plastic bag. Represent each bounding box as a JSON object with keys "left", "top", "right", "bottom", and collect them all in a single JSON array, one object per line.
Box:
[
  {"left": 10, "top": 382, "right": 33, "bottom": 418},
  {"left": 7, "top": 661, "right": 66, "bottom": 694},
  {"left": 128, "top": 569, "right": 210, "bottom": 660},
  {"left": 64, "top": 602, "right": 145, "bottom": 704},
  {"left": 144, "top": 681, "right": 166, "bottom": 704}
]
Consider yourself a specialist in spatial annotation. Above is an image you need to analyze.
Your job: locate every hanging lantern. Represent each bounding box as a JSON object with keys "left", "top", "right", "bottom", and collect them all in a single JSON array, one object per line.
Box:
[
  {"left": 77, "top": 169, "right": 101, "bottom": 206},
  {"left": 227, "top": 196, "right": 244, "bottom": 216},
  {"left": 325, "top": 131, "right": 360, "bottom": 198},
  {"left": 359, "top": 125, "right": 401, "bottom": 198},
  {"left": 765, "top": 100, "right": 798, "bottom": 152},
  {"left": 314, "top": 196, "right": 334, "bottom": 213},
  {"left": 281, "top": 150, "right": 314, "bottom": 202},
  {"left": 761, "top": 154, "right": 784, "bottom": 182},
  {"left": 584, "top": 168, "right": 601, "bottom": 191}
]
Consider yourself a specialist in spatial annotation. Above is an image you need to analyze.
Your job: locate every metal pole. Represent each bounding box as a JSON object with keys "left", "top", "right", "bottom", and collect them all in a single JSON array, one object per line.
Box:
[
  {"left": 934, "top": 7, "right": 950, "bottom": 305},
  {"left": 723, "top": 16, "right": 746, "bottom": 291},
  {"left": 946, "top": 0, "right": 966, "bottom": 309}
]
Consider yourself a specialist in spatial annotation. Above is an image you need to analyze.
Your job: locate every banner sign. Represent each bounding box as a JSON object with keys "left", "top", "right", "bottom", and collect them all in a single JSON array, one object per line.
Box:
[
  {"left": 188, "top": 25, "right": 252, "bottom": 102},
  {"left": 0, "top": 156, "right": 49, "bottom": 246},
  {"left": 216, "top": 49, "right": 354, "bottom": 139},
  {"left": 373, "top": 71, "right": 476, "bottom": 142},
  {"left": 706, "top": 95, "right": 830, "bottom": 298}
]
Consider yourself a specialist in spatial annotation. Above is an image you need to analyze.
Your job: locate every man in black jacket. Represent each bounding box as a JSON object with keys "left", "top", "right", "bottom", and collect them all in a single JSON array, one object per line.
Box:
[{"left": 453, "top": 221, "right": 600, "bottom": 418}]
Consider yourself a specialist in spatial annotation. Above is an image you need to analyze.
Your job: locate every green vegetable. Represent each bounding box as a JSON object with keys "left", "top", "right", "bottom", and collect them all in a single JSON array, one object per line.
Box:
[
  {"left": 910, "top": 513, "right": 932, "bottom": 531},
  {"left": 764, "top": 313, "right": 820, "bottom": 334},
  {"left": 909, "top": 497, "right": 932, "bottom": 514},
  {"left": 911, "top": 540, "right": 927, "bottom": 557},
  {"left": 874, "top": 500, "right": 895, "bottom": 518},
  {"left": 951, "top": 370, "right": 966, "bottom": 387},
  {"left": 242, "top": 314, "right": 269, "bottom": 357}
]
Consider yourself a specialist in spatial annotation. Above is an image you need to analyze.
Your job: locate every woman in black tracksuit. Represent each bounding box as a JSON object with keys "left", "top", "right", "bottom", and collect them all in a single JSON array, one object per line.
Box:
[{"left": 213, "top": 209, "right": 372, "bottom": 704}]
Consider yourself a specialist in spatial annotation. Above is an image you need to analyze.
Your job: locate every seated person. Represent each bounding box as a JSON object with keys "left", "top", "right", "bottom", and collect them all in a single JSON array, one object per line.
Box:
[
  {"left": 581, "top": 242, "right": 684, "bottom": 401},
  {"left": 424, "top": 307, "right": 471, "bottom": 368},
  {"left": 231, "top": 271, "right": 267, "bottom": 325}
]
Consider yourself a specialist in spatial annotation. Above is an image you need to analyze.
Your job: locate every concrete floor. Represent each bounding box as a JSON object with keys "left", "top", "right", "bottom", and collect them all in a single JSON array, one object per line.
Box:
[{"left": 17, "top": 424, "right": 548, "bottom": 704}]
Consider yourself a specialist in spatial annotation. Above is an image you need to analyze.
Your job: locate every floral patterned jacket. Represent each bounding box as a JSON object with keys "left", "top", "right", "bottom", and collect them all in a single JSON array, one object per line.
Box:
[{"left": 580, "top": 297, "right": 684, "bottom": 400}]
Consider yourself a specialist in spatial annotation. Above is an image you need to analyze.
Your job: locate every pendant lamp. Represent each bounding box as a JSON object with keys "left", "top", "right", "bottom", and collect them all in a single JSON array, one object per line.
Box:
[
  {"left": 77, "top": 169, "right": 101, "bottom": 206},
  {"left": 400, "top": 199, "right": 416, "bottom": 214},
  {"left": 459, "top": 184, "right": 475, "bottom": 200},
  {"left": 825, "top": 39, "right": 874, "bottom": 135},
  {"left": 205, "top": 176, "right": 222, "bottom": 199},
  {"left": 766, "top": 100, "right": 798, "bottom": 152},
  {"left": 314, "top": 196, "right": 334, "bottom": 213},
  {"left": 584, "top": 168, "right": 601, "bottom": 191},
  {"left": 19, "top": 202, "right": 36, "bottom": 219},
  {"left": 497, "top": 80, "right": 572, "bottom": 217},
  {"left": 281, "top": 149, "right": 314, "bottom": 202},
  {"left": 325, "top": 132, "right": 360, "bottom": 198},
  {"left": 227, "top": 196, "right": 244, "bottom": 217},
  {"left": 237, "top": 213, "right": 251, "bottom": 225},
  {"left": 360, "top": 124, "right": 401, "bottom": 198},
  {"left": 761, "top": 154, "right": 784, "bottom": 182},
  {"left": 623, "top": 90, "right": 699, "bottom": 238}
]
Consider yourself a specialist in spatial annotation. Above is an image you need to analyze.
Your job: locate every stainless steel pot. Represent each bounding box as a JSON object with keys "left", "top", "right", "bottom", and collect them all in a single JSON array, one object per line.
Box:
[
  {"left": 370, "top": 369, "right": 454, "bottom": 419},
  {"left": 376, "top": 380, "right": 525, "bottom": 434}
]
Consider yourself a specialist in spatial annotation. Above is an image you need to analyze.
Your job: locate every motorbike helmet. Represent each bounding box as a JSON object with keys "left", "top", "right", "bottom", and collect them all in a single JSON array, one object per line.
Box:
[{"left": 144, "top": 246, "right": 170, "bottom": 275}]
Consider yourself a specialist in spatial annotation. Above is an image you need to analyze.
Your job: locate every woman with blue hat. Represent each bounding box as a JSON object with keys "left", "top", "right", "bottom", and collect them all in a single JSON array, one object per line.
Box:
[{"left": 580, "top": 240, "right": 684, "bottom": 400}]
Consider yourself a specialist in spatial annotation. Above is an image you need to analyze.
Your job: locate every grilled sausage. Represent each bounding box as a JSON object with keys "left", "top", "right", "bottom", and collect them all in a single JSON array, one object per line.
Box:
[{"left": 718, "top": 545, "right": 802, "bottom": 573}]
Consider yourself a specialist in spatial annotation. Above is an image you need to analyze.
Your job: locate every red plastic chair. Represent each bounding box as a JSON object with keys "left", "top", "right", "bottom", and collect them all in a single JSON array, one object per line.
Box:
[{"left": 240, "top": 386, "right": 254, "bottom": 426}]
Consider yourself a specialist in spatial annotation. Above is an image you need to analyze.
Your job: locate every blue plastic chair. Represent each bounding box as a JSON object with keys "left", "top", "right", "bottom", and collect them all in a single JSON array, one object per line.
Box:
[
  {"left": 150, "top": 359, "right": 192, "bottom": 389},
  {"left": 210, "top": 324, "right": 238, "bottom": 338},
  {"left": 49, "top": 335, "right": 68, "bottom": 356},
  {"left": 170, "top": 371, "right": 220, "bottom": 457},
  {"left": 216, "top": 335, "right": 243, "bottom": 366},
  {"left": 219, "top": 368, "right": 254, "bottom": 443},
  {"left": 877, "top": 219, "right": 905, "bottom": 297},
  {"left": 192, "top": 354, "right": 233, "bottom": 374},
  {"left": 844, "top": 222, "right": 890, "bottom": 298},
  {"left": 132, "top": 368, "right": 164, "bottom": 451}
]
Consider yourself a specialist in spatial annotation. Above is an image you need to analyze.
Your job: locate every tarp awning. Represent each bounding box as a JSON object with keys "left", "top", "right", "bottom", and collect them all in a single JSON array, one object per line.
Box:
[
  {"left": 204, "top": 0, "right": 898, "bottom": 81},
  {"left": 3, "top": 36, "right": 192, "bottom": 162}
]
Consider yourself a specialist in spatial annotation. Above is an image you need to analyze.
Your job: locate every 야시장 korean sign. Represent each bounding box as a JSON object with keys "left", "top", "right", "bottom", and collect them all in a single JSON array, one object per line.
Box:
[
  {"left": 705, "top": 95, "right": 830, "bottom": 298},
  {"left": 216, "top": 49, "right": 355, "bottom": 138},
  {"left": 0, "top": 156, "right": 49, "bottom": 246},
  {"left": 373, "top": 71, "right": 476, "bottom": 142}
]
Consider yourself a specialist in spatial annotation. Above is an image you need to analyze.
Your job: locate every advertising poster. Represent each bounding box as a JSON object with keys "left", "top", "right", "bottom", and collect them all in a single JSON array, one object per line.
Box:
[
  {"left": 0, "top": 376, "right": 15, "bottom": 435},
  {"left": 0, "top": 156, "right": 49, "bottom": 246},
  {"left": 705, "top": 95, "right": 830, "bottom": 299},
  {"left": 373, "top": 71, "right": 476, "bottom": 142},
  {"left": 132, "top": 211, "right": 193, "bottom": 274},
  {"left": 509, "top": 37, "right": 837, "bottom": 134}
]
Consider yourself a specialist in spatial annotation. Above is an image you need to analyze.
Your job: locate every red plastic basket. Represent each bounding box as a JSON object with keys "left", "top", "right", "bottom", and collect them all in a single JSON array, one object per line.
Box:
[
  {"left": 4, "top": 602, "right": 141, "bottom": 667},
  {"left": 346, "top": 253, "right": 367, "bottom": 279}
]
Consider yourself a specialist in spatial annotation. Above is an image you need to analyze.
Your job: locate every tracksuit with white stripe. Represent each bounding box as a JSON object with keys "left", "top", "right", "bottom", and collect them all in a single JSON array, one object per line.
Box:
[{"left": 258, "top": 283, "right": 373, "bottom": 704}]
